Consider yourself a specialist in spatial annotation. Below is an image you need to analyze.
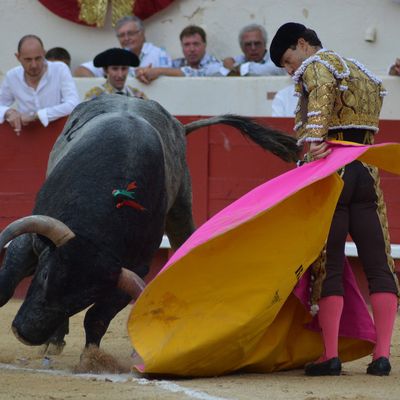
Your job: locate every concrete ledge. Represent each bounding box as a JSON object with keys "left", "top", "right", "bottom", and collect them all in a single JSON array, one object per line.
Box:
[
  {"left": 161, "top": 235, "right": 400, "bottom": 259},
  {"left": 4, "top": 236, "right": 400, "bottom": 259},
  {"left": 345, "top": 242, "right": 400, "bottom": 259}
]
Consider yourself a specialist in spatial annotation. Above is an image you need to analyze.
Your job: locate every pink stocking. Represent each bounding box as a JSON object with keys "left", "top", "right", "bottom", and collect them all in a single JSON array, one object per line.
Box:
[
  {"left": 318, "top": 295, "right": 344, "bottom": 361},
  {"left": 370, "top": 292, "right": 398, "bottom": 359}
]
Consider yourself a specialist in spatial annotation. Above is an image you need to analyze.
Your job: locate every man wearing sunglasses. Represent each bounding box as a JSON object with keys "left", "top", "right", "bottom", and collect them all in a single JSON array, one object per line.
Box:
[{"left": 222, "top": 24, "right": 286, "bottom": 76}]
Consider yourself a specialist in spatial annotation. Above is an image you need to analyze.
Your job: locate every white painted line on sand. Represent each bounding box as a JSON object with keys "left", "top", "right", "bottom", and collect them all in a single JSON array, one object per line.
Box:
[
  {"left": 0, "top": 362, "right": 131, "bottom": 382},
  {"left": 134, "top": 377, "right": 235, "bottom": 400},
  {"left": 0, "top": 363, "right": 234, "bottom": 400}
]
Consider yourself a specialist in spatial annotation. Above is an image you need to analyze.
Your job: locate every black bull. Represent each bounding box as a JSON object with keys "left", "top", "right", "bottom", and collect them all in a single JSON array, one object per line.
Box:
[{"left": 0, "top": 95, "right": 299, "bottom": 353}]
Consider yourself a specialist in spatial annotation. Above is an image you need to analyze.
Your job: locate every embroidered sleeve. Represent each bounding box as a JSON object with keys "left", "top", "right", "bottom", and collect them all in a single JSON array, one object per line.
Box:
[
  {"left": 300, "top": 62, "right": 337, "bottom": 143},
  {"left": 84, "top": 86, "right": 103, "bottom": 100}
]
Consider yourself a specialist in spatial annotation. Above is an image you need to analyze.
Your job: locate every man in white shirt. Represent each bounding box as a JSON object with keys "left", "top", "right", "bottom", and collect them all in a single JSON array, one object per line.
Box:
[
  {"left": 222, "top": 24, "right": 286, "bottom": 76},
  {"left": 388, "top": 58, "right": 400, "bottom": 76},
  {"left": 0, "top": 35, "right": 79, "bottom": 134},
  {"left": 135, "top": 25, "right": 226, "bottom": 84},
  {"left": 271, "top": 84, "right": 298, "bottom": 117},
  {"left": 74, "top": 15, "right": 172, "bottom": 78}
]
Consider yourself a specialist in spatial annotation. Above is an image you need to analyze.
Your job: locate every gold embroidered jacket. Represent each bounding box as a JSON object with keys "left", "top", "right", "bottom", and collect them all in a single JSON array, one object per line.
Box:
[
  {"left": 84, "top": 81, "right": 147, "bottom": 101},
  {"left": 293, "top": 50, "right": 386, "bottom": 144}
]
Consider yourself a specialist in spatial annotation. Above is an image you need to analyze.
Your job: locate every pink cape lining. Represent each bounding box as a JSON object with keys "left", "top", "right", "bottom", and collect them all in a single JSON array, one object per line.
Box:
[{"left": 161, "top": 142, "right": 379, "bottom": 272}]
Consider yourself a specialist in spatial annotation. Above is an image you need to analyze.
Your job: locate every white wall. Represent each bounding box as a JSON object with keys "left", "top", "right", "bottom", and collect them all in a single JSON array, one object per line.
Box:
[
  {"left": 1, "top": 1, "right": 399, "bottom": 118},
  {"left": 75, "top": 75, "right": 400, "bottom": 118},
  {"left": 0, "top": 0, "right": 399, "bottom": 74}
]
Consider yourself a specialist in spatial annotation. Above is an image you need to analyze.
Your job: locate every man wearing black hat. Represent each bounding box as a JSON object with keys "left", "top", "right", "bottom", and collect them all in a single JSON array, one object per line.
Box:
[
  {"left": 270, "top": 23, "right": 398, "bottom": 377},
  {"left": 84, "top": 48, "right": 146, "bottom": 100}
]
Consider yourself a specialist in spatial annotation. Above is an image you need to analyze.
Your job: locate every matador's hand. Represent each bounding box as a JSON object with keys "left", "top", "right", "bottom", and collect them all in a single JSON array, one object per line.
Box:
[{"left": 306, "top": 141, "right": 331, "bottom": 161}]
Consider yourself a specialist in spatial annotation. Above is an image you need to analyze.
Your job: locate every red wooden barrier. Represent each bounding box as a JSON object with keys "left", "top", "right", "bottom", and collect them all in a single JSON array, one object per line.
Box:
[
  {"left": 2, "top": 117, "right": 398, "bottom": 236},
  {"left": 180, "top": 117, "right": 400, "bottom": 244},
  {"left": 0, "top": 118, "right": 67, "bottom": 228}
]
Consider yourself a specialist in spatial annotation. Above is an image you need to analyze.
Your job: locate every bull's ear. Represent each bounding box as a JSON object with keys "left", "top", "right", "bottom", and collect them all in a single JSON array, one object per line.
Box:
[{"left": 117, "top": 268, "right": 145, "bottom": 299}]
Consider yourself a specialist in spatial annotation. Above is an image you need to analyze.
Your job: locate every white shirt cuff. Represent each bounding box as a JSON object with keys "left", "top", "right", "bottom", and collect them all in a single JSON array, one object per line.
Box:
[
  {"left": 0, "top": 106, "right": 9, "bottom": 124},
  {"left": 37, "top": 109, "right": 49, "bottom": 127},
  {"left": 219, "top": 66, "right": 231, "bottom": 76},
  {"left": 240, "top": 62, "right": 250, "bottom": 76}
]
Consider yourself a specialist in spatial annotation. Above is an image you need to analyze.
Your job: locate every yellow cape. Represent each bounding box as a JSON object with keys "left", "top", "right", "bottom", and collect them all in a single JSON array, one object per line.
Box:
[{"left": 128, "top": 142, "right": 400, "bottom": 376}]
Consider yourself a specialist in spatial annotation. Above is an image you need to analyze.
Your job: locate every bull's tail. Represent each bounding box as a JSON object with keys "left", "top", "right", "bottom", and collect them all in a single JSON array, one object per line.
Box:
[{"left": 184, "top": 114, "right": 300, "bottom": 163}]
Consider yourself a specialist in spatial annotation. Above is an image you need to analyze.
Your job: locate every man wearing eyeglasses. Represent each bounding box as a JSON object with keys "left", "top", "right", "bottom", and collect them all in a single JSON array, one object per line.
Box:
[
  {"left": 222, "top": 24, "right": 286, "bottom": 76},
  {"left": 74, "top": 15, "right": 172, "bottom": 77}
]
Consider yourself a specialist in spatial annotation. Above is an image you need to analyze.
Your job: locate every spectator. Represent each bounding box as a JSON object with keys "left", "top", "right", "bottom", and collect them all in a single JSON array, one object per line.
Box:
[
  {"left": 45, "top": 47, "right": 71, "bottom": 68},
  {"left": 74, "top": 15, "right": 172, "bottom": 77},
  {"left": 84, "top": 48, "right": 146, "bottom": 100},
  {"left": 222, "top": 24, "right": 286, "bottom": 76},
  {"left": 271, "top": 84, "right": 298, "bottom": 117},
  {"left": 270, "top": 22, "right": 397, "bottom": 377},
  {"left": 135, "top": 25, "right": 226, "bottom": 84},
  {"left": 388, "top": 58, "right": 400, "bottom": 76},
  {"left": 0, "top": 34, "right": 79, "bottom": 134}
]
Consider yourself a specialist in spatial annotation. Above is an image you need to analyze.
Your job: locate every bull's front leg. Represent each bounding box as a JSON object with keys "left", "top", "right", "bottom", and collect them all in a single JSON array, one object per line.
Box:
[
  {"left": 39, "top": 319, "right": 69, "bottom": 355},
  {"left": 83, "top": 290, "right": 132, "bottom": 347},
  {"left": 74, "top": 291, "right": 134, "bottom": 374}
]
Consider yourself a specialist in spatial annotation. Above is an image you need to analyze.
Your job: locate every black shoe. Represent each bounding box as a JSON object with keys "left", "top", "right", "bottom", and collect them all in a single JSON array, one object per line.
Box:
[
  {"left": 367, "top": 357, "right": 391, "bottom": 376},
  {"left": 305, "top": 357, "right": 342, "bottom": 376}
]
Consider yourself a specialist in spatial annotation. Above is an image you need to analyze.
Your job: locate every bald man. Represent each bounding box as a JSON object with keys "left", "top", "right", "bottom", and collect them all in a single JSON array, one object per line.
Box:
[{"left": 0, "top": 35, "right": 79, "bottom": 134}]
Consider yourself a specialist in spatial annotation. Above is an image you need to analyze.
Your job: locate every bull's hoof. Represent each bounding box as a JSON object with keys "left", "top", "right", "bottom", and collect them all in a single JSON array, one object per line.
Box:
[
  {"left": 38, "top": 340, "right": 66, "bottom": 356},
  {"left": 47, "top": 340, "right": 66, "bottom": 355},
  {"left": 74, "top": 345, "right": 130, "bottom": 374}
]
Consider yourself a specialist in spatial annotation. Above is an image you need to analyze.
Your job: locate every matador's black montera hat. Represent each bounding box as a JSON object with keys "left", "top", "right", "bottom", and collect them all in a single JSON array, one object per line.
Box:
[
  {"left": 94, "top": 48, "right": 140, "bottom": 68},
  {"left": 270, "top": 22, "right": 307, "bottom": 67}
]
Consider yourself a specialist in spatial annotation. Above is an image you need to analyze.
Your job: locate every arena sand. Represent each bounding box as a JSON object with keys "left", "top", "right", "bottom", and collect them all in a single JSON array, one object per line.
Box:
[{"left": 0, "top": 299, "right": 399, "bottom": 400}]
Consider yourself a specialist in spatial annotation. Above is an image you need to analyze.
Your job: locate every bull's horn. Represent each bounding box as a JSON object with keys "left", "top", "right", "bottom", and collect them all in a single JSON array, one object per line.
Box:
[
  {"left": 117, "top": 268, "right": 145, "bottom": 299},
  {"left": 0, "top": 215, "right": 75, "bottom": 250}
]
